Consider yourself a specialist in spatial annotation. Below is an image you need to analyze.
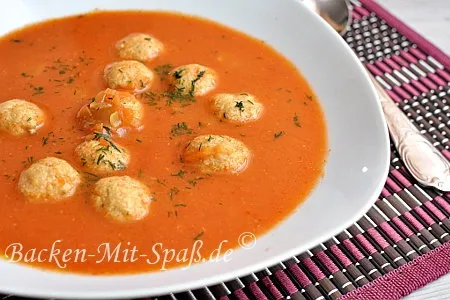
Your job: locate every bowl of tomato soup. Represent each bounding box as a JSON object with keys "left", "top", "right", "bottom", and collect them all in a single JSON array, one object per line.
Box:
[{"left": 0, "top": 0, "right": 389, "bottom": 298}]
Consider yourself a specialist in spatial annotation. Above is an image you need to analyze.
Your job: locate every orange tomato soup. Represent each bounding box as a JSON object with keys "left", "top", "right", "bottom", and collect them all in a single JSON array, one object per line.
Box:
[{"left": 0, "top": 11, "right": 327, "bottom": 274}]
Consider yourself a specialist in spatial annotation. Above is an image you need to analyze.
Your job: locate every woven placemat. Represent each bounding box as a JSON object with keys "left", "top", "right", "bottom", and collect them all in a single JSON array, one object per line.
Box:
[{"left": 2, "top": 0, "right": 449, "bottom": 299}]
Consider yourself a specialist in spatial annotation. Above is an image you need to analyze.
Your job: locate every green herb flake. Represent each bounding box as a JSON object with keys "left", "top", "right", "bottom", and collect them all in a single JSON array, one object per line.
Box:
[
  {"left": 171, "top": 169, "right": 185, "bottom": 178},
  {"left": 154, "top": 64, "right": 172, "bottom": 80},
  {"left": 93, "top": 129, "right": 121, "bottom": 153},
  {"left": 274, "top": 131, "right": 285, "bottom": 139},
  {"left": 156, "top": 178, "right": 167, "bottom": 187},
  {"left": 293, "top": 113, "right": 301, "bottom": 128},
  {"left": 169, "top": 187, "right": 180, "bottom": 201},
  {"left": 193, "top": 231, "right": 204, "bottom": 241},
  {"left": 173, "top": 69, "right": 184, "bottom": 79},
  {"left": 30, "top": 85, "right": 44, "bottom": 96},
  {"left": 140, "top": 91, "right": 158, "bottom": 106},
  {"left": 189, "top": 70, "right": 205, "bottom": 96},
  {"left": 83, "top": 171, "right": 100, "bottom": 182},
  {"left": 136, "top": 139, "right": 143, "bottom": 143},
  {"left": 162, "top": 87, "right": 195, "bottom": 106},
  {"left": 174, "top": 203, "right": 187, "bottom": 207},
  {"left": 235, "top": 101, "right": 245, "bottom": 112},
  {"left": 170, "top": 122, "right": 192, "bottom": 136},
  {"left": 96, "top": 154, "right": 105, "bottom": 165}
]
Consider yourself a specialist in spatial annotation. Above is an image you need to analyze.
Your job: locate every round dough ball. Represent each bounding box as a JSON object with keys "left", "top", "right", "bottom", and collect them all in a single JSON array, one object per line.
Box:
[
  {"left": 104, "top": 60, "right": 154, "bottom": 92},
  {"left": 115, "top": 33, "right": 164, "bottom": 62},
  {"left": 0, "top": 99, "right": 45, "bottom": 136},
  {"left": 18, "top": 157, "right": 80, "bottom": 202},
  {"left": 92, "top": 176, "right": 152, "bottom": 222},
  {"left": 76, "top": 88, "right": 144, "bottom": 132},
  {"left": 183, "top": 135, "right": 251, "bottom": 174},
  {"left": 75, "top": 140, "right": 130, "bottom": 173},
  {"left": 168, "top": 64, "right": 217, "bottom": 96},
  {"left": 211, "top": 93, "right": 263, "bottom": 123}
]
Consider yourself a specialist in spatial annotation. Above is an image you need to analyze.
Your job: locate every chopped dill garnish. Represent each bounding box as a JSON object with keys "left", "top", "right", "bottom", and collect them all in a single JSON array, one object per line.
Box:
[
  {"left": 156, "top": 178, "right": 168, "bottom": 187},
  {"left": 93, "top": 128, "right": 121, "bottom": 153},
  {"left": 188, "top": 177, "right": 204, "bottom": 187},
  {"left": 154, "top": 64, "right": 172, "bottom": 80},
  {"left": 235, "top": 101, "right": 245, "bottom": 112},
  {"left": 193, "top": 231, "right": 204, "bottom": 241},
  {"left": 170, "top": 122, "right": 192, "bottom": 136},
  {"left": 96, "top": 145, "right": 110, "bottom": 152},
  {"left": 83, "top": 171, "right": 100, "bottom": 182},
  {"left": 171, "top": 169, "right": 185, "bottom": 178},
  {"left": 274, "top": 131, "right": 285, "bottom": 139},
  {"left": 189, "top": 70, "right": 205, "bottom": 96},
  {"left": 30, "top": 85, "right": 44, "bottom": 96},
  {"left": 174, "top": 203, "right": 187, "bottom": 207},
  {"left": 173, "top": 69, "right": 184, "bottom": 79},
  {"left": 169, "top": 187, "right": 180, "bottom": 201},
  {"left": 140, "top": 91, "right": 159, "bottom": 106},
  {"left": 96, "top": 154, "right": 105, "bottom": 165},
  {"left": 162, "top": 87, "right": 195, "bottom": 106},
  {"left": 293, "top": 113, "right": 301, "bottom": 127}
]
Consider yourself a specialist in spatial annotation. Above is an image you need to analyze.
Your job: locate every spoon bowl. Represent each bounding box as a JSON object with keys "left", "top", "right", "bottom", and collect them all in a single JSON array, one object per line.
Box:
[{"left": 306, "top": 0, "right": 352, "bottom": 36}]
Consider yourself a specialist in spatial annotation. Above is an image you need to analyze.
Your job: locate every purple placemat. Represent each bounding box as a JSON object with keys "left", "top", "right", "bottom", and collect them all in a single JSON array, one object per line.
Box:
[{"left": 1, "top": 0, "right": 450, "bottom": 299}]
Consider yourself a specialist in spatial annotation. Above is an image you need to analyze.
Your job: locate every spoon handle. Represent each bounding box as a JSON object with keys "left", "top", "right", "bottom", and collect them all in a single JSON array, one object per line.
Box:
[{"left": 368, "top": 72, "right": 450, "bottom": 191}]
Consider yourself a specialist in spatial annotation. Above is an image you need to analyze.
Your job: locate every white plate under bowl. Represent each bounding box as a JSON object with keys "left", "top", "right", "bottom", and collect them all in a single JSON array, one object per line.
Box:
[{"left": 0, "top": 0, "right": 390, "bottom": 298}]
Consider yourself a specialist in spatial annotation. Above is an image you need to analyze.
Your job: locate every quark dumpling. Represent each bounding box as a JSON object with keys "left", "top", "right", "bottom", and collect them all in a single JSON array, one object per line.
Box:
[
  {"left": 104, "top": 60, "right": 154, "bottom": 92},
  {"left": 211, "top": 93, "right": 263, "bottom": 123},
  {"left": 77, "top": 88, "right": 144, "bottom": 133},
  {"left": 92, "top": 176, "right": 152, "bottom": 222},
  {"left": 0, "top": 99, "right": 45, "bottom": 136},
  {"left": 167, "top": 64, "right": 217, "bottom": 96},
  {"left": 182, "top": 135, "right": 251, "bottom": 174},
  {"left": 18, "top": 157, "right": 80, "bottom": 203},
  {"left": 115, "top": 33, "right": 164, "bottom": 62},
  {"left": 75, "top": 140, "right": 130, "bottom": 173}
]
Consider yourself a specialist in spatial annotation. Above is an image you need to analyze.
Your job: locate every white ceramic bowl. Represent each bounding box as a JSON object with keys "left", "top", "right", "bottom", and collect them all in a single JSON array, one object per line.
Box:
[{"left": 0, "top": 0, "right": 390, "bottom": 298}]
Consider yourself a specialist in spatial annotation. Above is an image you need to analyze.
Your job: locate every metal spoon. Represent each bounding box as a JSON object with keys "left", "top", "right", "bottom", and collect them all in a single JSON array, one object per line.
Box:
[{"left": 303, "top": 0, "right": 450, "bottom": 191}]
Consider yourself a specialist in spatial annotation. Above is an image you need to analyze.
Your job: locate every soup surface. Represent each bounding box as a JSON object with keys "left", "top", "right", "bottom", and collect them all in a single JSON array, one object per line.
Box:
[{"left": 0, "top": 11, "right": 327, "bottom": 274}]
